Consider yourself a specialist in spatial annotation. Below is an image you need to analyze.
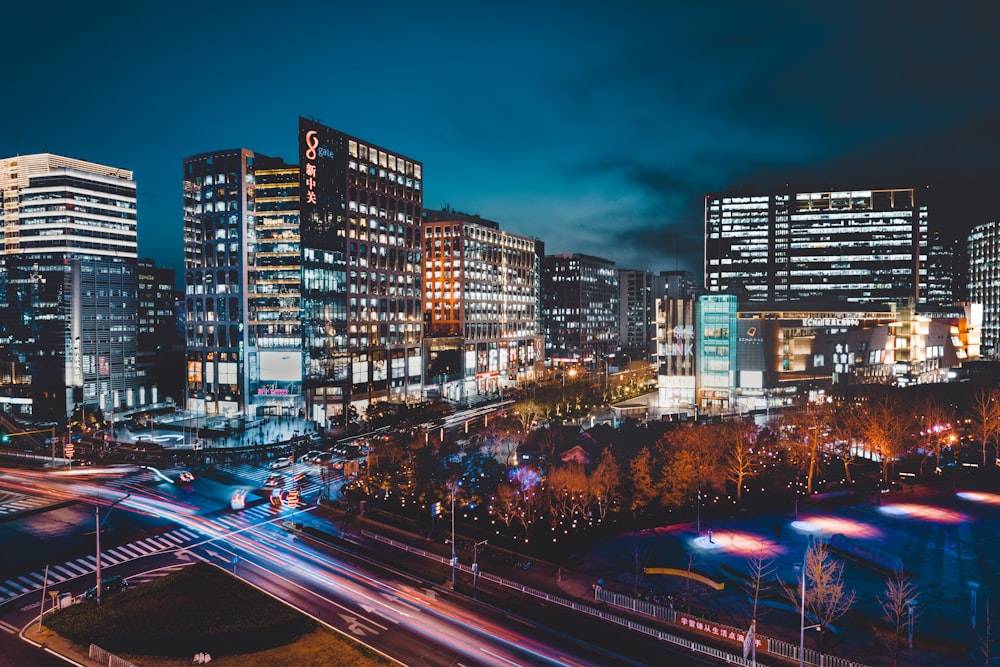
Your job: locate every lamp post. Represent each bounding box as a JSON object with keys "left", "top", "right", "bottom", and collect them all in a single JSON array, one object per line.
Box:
[
  {"left": 907, "top": 598, "right": 916, "bottom": 648},
  {"left": 799, "top": 541, "right": 821, "bottom": 667},
  {"left": 970, "top": 581, "right": 980, "bottom": 629},
  {"left": 696, "top": 487, "right": 702, "bottom": 535},
  {"left": 95, "top": 493, "right": 129, "bottom": 604},
  {"left": 449, "top": 481, "right": 458, "bottom": 589},
  {"left": 472, "top": 539, "right": 488, "bottom": 599}
]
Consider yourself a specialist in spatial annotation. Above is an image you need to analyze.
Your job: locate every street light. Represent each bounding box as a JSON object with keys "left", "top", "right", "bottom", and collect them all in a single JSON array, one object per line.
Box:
[
  {"left": 472, "top": 539, "right": 488, "bottom": 599},
  {"left": 95, "top": 493, "right": 130, "bottom": 604},
  {"left": 449, "top": 481, "right": 458, "bottom": 589},
  {"left": 970, "top": 581, "right": 980, "bottom": 630},
  {"left": 799, "top": 542, "right": 821, "bottom": 667}
]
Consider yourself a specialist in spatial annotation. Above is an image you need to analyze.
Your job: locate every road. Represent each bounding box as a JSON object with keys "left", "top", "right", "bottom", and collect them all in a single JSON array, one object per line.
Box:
[{"left": 0, "top": 461, "right": 726, "bottom": 666}]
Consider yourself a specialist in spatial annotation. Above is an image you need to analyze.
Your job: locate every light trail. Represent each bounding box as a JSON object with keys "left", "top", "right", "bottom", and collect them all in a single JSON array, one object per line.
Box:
[{"left": 0, "top": 465, "right": 614, "bottom": 667}]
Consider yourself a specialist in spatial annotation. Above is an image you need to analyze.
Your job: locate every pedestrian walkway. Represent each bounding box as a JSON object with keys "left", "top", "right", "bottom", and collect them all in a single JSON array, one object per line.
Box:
[
  {"left": 0, "top": 503, "right": 288, "bottom": 606},
  {"left": 0, "top": 490, "right": 63, "bottom": 518}
]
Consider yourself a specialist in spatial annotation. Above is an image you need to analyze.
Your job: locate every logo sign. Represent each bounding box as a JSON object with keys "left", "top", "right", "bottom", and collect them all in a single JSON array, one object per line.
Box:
[{"left": 302, "top": 127, "right": 320, "bottom": 205}]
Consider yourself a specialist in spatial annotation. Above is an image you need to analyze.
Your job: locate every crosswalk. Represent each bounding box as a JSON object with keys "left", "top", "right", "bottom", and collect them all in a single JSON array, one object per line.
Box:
[
  {"left": 216, "top": 461, "right": 342, "bottom": 498},
  {"left": 0, "top": 503, "right": 284, "bottom": 605},
  {"left": 0, "top": 491, "right": 62, "bottom": 517}
]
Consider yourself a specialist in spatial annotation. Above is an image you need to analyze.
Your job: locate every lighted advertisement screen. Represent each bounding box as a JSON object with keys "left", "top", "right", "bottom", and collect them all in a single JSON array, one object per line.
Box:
[{"left": 259, "top": 351, "right": 303, "bottom": 382}]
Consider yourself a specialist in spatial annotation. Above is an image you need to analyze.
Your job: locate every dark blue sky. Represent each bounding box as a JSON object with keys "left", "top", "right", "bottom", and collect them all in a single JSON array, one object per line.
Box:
[{"left": 4, "top": 1, "right": 997, "bottom": 279}]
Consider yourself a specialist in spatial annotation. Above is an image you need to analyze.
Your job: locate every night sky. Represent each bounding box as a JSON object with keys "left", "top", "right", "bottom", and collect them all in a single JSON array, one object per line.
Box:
[{"left": 3, "top": 1, "right": 997, "bottom": 280}]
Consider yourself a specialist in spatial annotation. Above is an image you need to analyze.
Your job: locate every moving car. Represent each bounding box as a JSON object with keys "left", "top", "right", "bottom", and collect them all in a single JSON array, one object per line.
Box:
[
  {"left": 83, "top": 575, "right": 128, "bottom": 601},
  {"left": 264, "top": 474, "right": 285, "bottom": 487},
  {"left": 270, "top": 456, "right": 292, "bottom": 470},
  {"left": 177, "top": 470, "right": 195, "bottom": 484}
]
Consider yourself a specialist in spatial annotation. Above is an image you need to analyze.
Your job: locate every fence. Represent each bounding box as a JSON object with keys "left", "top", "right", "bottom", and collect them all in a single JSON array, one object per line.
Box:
[
  {"left": 89, "top": 644, "right": 140, "bottom": 667},
  {"left": 594, "top": 587, "right": 869, "bottom": 667}
]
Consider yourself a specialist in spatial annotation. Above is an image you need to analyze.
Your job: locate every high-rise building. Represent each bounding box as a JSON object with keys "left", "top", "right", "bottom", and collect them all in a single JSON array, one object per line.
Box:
[
  {"left": 705, "top": 188, "right": 928, "bottom": 304},
  {"left": 618, "top": 269, "right": 656, "bottom": 360},
  {"left": 137, "top": 259, "right": 183, "bottom": 406},
  {"left": 422, "top": 209, "right": 543, "bottom": 400},
  {"left": 183, "top": 149, "right": 257, "bottom": 418},
  {"left": 541, "top": 253, "right": 618, "bottom": 362},
  {"left": 184, "top": 119, "right": 424, "bottom": 426},
  {"left": 926, "top": 231, "right": 966, "bottom": 306},
  {"left": 298, "top": 118, "right": 424, "bottom": 424},
  {"left": 969, "top": 220, "right": 1000, "bottom": 357},
  {"left": 0, "top": 153, "right": 142, "bottom": 422}
]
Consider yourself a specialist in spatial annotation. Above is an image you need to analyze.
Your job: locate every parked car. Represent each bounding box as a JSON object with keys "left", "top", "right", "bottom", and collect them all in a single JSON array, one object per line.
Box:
[{"left": 270, "top": 456, "right": 292, "bottom": 470}]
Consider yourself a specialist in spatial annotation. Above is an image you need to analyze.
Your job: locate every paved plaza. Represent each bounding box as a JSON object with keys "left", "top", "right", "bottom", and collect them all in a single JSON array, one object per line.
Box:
[{"left": 576, "top": 484, "right": 993, "bottom": 665}]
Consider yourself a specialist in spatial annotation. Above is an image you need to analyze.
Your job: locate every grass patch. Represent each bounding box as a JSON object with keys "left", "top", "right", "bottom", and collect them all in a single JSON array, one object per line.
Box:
[{"left": 43, "top": 562, "right": 388, "bottom": 664}]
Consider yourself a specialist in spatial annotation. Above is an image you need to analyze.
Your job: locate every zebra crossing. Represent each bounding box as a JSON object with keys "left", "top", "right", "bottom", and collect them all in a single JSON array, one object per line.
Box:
[
  {"left": 0, "top": 503, "right": 283, "bottom": 605},
  {"left": 217, "top": 461, "right": 340, "bottom": 497},
  {"left": 0, "top": 491, "right": 62, "bottom": 517}
]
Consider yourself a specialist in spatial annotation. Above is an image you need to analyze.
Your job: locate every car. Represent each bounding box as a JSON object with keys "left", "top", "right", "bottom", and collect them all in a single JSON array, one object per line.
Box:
[
  {"left": 83, "top": 575, "right": 128, "bottom": 601},
  {"left": 264, "top": 474, "right": 285, "bottom": 487},
  {"left": 291, "top": 471, "right": 308, "bottom": 485},
  {"left": 302, "top": 450, "right": 322, "bottom": 463},
  {"left": 270, "top": 456, "right": 292, "bottom": 470},
  {"left": 313, "top": 452, "right": 333, "bottom": 464},
  {"left": 229, "top": 489, "right": 248, "bottom": 510},
  {"left": 177, "top": 470, "right": 195, "bottom": 484}
]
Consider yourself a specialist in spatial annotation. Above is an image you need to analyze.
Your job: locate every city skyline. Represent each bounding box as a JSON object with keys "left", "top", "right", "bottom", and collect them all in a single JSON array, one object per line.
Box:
[{"left": 3, "top": 2, "right": 998, "bottom": 279}]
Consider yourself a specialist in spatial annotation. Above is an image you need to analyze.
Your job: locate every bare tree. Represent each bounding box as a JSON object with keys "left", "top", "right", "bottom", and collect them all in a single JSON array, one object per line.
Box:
[
  {"left": 911, "top": 395, "right": 954, "bottom": 477},
  {"left": 746, "top": 543, "right": 777, "bottom": 624},
  {"left": 511, "top": 399, "right": 542, "bottom": 435},
  {"left": 802, "top": 542, "right": 857, "bottom": 650},
  {"left": 877, "top": 568, "right": 919, "bottom": 667},
  {"left": 968, "top": 387, "right": 1000, "bottom": 468},
  {"left": 784, "top": 398, "right": 835, "bottom": 495},
  {"left": 851, "top": 391, "right": 909, "bottom": 497},
  {"left": 724, "top": 418, "right": 760, "bottom": 502}
]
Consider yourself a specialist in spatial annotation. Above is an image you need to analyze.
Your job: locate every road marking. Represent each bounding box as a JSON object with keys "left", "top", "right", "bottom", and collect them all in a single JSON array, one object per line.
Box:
[{"left": 0, "top": 620, "right": 19, "bottom": 634}]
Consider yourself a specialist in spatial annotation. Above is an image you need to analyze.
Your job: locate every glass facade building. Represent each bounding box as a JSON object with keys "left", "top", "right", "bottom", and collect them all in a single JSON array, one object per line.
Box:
[
  {"left": 705, "top": 188, "right": 928, "bottom": 304},
  {"left": 0, "top": 153, "right": 141, "bottom": 422},
  {"left": 299, "top": 118, "right": 424, "bottom": 424},
  {"left": 618, "top": 269, "right": 656, "bottom": 360},
  {"left": 422, "top": 210, "right": 543, "bottom": 400},
  {"left": 969, "top": 220, "right": 1000, "bottom": 357}
]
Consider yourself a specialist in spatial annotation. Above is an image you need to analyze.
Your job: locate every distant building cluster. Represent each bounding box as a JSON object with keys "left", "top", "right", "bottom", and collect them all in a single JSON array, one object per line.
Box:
[{"left": 0, "top": 127, "right": 995, "bottom": 425}]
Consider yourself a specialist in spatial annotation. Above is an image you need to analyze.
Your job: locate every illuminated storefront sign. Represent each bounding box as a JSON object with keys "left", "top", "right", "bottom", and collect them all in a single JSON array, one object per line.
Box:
[{"left": 803, "top": 317, "right": 860, "bottom": 328}]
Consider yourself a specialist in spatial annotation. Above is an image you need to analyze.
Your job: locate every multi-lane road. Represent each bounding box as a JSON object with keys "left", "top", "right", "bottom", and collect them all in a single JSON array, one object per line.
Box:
[{"left": 0, "top": 458, "right": 718, "bottom": 666}]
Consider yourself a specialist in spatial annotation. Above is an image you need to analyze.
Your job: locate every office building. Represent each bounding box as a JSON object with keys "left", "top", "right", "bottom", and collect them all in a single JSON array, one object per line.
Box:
[
  {"left": 422, "top": 209, "right": 543, "bottom": 401},
  {"left": 618, "top": 269, "right": 656, "bottom": 361},
  {"left": 0, "top": 153, "right": 142, "bottom": 422},
  {"left": 705, "top": 188, "right": 928, "bottom": 304},
  {"left": 542, "top": 253, "right": 618, "bottom": 362},
  {"left": 970, "top": 220, "right": 1000, "bottom": 357},
  {"left": 298, "top": 118, "right": 424, "bottom": 424},
  {"left": 137, "top": 259, "right": 183, "bottom": 406}
]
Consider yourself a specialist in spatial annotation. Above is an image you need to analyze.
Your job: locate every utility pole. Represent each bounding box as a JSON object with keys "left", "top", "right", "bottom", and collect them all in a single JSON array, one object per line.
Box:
[{"left": 95, "top": 494, "right": 129, "bottom": 604}]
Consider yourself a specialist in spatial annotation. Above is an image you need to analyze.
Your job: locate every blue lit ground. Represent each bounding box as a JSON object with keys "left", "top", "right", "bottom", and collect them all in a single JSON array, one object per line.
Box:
[{"left": 577, "top": 486, "right": 995, "bottom": 666}]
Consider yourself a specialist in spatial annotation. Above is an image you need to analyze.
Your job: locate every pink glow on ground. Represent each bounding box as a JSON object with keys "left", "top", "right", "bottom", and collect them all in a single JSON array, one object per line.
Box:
[
  {"left": 957, "top": 491, "right": 1000, "bottom": 506},
  {"left": 791, "top": 515, "right": 883, "bottom": 539},
  {"left": 878, "top": 503, "right": 968, "bottom": 523},
  {"left": 690, "top": 531, "right": 786, "bottom": 557}
]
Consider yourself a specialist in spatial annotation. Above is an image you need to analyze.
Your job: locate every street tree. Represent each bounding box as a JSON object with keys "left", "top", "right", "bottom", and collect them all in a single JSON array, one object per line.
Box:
[
  {"left": 850, "top": 390, "right": 908, "bottom": 493},
  {"left": 802, "top": 542, "right": 857, "bottom": 651},
  {"left": 783, "top": 398, "right": 835, "bottom": 495},
  {"left": 723, "top": 418, "right": 760, "bottom": 502},
  {"left": 877, "top": 568, "right": 919, "bottom": 667},
  {"left": 590, "top": 447, "right": 622, "bottom": 522},
  {"left": 967, "top": 387, "right": 1000, "bottom": 468},
  {"left": 628, "top": 446, "right": 658, "bottom": 514},
  {"left": 511, "top": 399, "right": 542, "bottom": 435},
  {"left": 911, "top": 394, "right": 954, "bottom": 477}
]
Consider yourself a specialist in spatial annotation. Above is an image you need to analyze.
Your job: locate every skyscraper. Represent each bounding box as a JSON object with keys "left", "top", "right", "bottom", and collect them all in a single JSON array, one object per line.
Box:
[
  {"left": 969, "top": 220, "right": 1000, "bottom": 357},
  {"left": 0, "top": 153, "right": 141, "bottom": 422},
  {"left": 618, "top": 268, "right": 656, "bottom": 361},
  {"left": 298, "top": 118, "right": 424, "bottom": 424},
  {"left": 705, "top": 188, "right": 928, "bottom": 304}
]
